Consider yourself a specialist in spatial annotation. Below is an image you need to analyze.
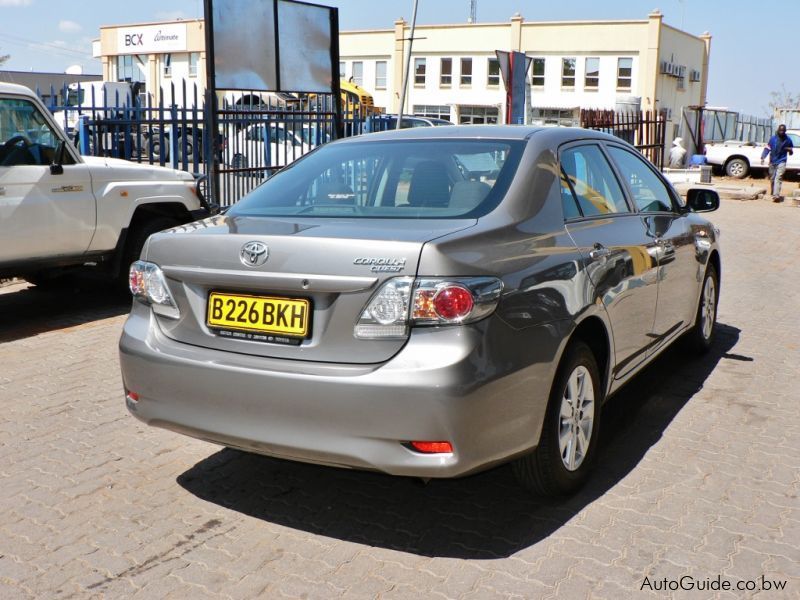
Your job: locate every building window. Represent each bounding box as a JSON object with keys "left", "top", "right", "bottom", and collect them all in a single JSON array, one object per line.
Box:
[
  {"left": 440, "top": 58, "right": 452, "bottom": 86},
  {"left": 189, "top": 53, "right": 199, "bottom": 78},
  {"left": 163, "top": 54, "right": 172, "bottom": 78},
  {"left": 460, "top": 58, "right": 472, "bottom": 86},
  {"left": 414, "top": 58, "right": 426, "bottom": 86},
  {"left": 531, "top": 57, "right": 545, "bottom": 87},
  {"left": 617, "top": 57, "right": 633, "bottom": 89},
  {"left": 339, "top": 61, "right": 345, "bottom": 78},
  {"left": 413, "top": 104, "right": 451, "bottom": 120},
  {"left": 585, "top": 57, "right": 599, "bottom": 89},
  {"left": 531, "top": 108, "right": 578, "bottom": 127},
  {"left": 487, "top": 58, "right": 500, "bottom": 87},
  {"left": 375, "top": 61, "right": 387, "bottom": 89},
  {"left": 561, "top": 58, "right": 576, "bottom": 88},
  {"left": 352, "top": 61, "right": 363, "bottom": 86},
  {"left": 458, "top": 105, "right": 498, "bottom": 124},
  {"left": 677, "top": 75, "right": 686, "bottom": 91},
  {"left": 116, "top": 54, "right": 147, "bottom": 83}
]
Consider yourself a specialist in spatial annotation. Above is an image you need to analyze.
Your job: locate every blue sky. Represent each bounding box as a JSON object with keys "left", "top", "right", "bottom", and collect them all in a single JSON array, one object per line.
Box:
[{"left": 0, "top": 0, "right": 790, "bottom": 116}]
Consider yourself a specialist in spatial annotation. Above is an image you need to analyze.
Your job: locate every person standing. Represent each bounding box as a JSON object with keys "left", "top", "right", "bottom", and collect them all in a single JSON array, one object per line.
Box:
[{"left": 761, "top": 124, "right": 793, "bottom": 202}]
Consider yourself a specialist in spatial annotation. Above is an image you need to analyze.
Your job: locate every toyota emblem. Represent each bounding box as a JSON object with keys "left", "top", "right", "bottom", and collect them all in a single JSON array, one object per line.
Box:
[{"left": 240, "top": 241, "right": 269, "bottom": 267}]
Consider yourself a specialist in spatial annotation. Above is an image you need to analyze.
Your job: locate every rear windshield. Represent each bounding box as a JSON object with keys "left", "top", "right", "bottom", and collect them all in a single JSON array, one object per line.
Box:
[{"left": 228, "top": 139, "right": 525, "bottom": 219}]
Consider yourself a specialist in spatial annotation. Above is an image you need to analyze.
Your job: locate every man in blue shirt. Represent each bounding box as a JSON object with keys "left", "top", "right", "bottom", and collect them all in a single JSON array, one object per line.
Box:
[{"left": 761, "top": 124, "right": 793, "bottom": 202}]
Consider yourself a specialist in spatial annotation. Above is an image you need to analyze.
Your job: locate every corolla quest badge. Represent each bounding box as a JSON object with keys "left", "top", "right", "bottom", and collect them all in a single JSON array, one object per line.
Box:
[
  {"left": 353, "top": 257, "right": 407, "bottom": 273},
  {"left": 240, "top": 241, "right": 269, "bottom": 267}
]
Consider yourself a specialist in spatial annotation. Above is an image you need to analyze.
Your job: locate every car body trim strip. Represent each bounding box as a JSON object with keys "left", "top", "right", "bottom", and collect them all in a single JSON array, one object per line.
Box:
[{"left": 161, "top": 265, "right": 378, "bottom": 293}]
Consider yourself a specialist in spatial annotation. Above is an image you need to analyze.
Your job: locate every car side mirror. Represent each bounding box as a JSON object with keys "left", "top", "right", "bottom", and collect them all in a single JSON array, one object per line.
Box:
[
  {"left": 686, "top": 188, "right": 720, "bottom": 213},
  {"left": 50, "top": 140, "right": 66, "bottom": 175}
]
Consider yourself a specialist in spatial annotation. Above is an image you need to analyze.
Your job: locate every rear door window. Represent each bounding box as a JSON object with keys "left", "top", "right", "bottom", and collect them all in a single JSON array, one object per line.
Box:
[{"left": 560, "top": 144, "right": 630, "bottom": 216}]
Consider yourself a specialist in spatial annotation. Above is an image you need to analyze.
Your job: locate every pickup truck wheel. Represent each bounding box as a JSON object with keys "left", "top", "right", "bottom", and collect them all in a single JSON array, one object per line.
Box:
[
  {"left": 120, "top": 217, "right": 179, "bottom": 286},
  {"left": 725, "top": 157, "right": 749, "bottom": 179},
  {"left": 512, "top": 341, "right": 602, "bottom": 497}
]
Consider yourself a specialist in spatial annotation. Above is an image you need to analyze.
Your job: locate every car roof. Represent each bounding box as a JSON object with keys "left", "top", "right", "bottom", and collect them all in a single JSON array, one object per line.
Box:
[
  {"left": 340, "top": 124, "right": 621, "bottom": 144},
  {"left": 0, "top": 82, "right": 37, "bottom": 97}
]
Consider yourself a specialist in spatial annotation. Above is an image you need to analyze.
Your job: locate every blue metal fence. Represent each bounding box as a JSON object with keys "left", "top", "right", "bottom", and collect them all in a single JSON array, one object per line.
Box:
[{"left": 38, "top": 79, "right": 389, "bottom": 206}]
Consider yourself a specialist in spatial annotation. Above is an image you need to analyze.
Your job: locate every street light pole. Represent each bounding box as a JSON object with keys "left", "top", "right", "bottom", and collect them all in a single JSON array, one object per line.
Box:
[{"left": 396, "top": 0, "right": 419, "bottom": 130}]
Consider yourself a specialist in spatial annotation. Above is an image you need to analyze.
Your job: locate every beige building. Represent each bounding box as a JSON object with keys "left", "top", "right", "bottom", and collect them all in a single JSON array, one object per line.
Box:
[
  {"left": 94, "top": 19, "right": 207, "bottom": 107},
  {"left": 339, "top": 10, "right": 711, "bottom": 146},
  {"left": 93, "top": 11, "right": 710, "bottom": 150}
]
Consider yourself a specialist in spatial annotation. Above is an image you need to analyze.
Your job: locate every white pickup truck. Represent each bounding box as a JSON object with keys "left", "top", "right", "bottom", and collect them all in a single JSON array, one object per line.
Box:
[
  {"left": 704, "top": 130, "right": 800, "bottom": 178},
  {"left": 0, "top": 83, "right": 212, "bottom": 286}
]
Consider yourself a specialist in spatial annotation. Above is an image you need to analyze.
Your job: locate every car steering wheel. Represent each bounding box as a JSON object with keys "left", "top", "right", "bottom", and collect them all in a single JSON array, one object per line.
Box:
[
  {"left": 3, "top": 134, "right": 33, "bottom": 149},
  {"left": 0, "top": 134, "right": 35, "bottom": 166}
]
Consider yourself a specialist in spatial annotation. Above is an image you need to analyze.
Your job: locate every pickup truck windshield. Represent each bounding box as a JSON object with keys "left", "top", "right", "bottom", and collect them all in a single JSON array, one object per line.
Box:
[{"left": 229, "top": 139, "right": 524, "bottom": 219}]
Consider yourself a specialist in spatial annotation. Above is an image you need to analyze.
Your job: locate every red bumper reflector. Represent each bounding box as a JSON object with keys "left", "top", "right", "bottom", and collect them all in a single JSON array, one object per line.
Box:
[
  {"left": 410, "top": 441, "right": 453, "bottom": 454},
  {"left": 126, "top": 391, "right": 140, "bottom": 402}
]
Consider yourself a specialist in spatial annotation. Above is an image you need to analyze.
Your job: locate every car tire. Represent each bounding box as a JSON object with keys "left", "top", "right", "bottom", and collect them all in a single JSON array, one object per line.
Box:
[
  {"left": 725, "top": 157, "right": 749, "bottom": 179},
  {"left": 119, "top": 217, "right": 179, "bottom": 287},
  {"left": 686, "top": 264, "right": 718, "bottom": 354},
  {"left": 151, "top": 139, "right": 165, "bottom": 161},
  {"left": 512, "top": 340, "right": 603, "bottom": 497},
  {"left": 177, "top": 136, "right": 194, "bottom": 162}
]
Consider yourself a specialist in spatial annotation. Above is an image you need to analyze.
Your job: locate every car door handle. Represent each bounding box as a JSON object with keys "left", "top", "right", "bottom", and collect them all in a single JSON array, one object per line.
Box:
[{"left": 588, "top": 243, "right": 610, "bottom": 260}]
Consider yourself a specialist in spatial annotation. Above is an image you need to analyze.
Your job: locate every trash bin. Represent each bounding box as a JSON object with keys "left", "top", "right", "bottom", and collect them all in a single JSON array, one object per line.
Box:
[{"left": 700, "top": 165, "right": 712, "bottom": 184}]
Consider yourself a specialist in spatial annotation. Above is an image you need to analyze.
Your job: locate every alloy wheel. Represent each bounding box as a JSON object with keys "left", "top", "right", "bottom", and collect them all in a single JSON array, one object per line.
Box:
[
  {"left": 558, "top": 365, "right": 595, "bottom": 471},
  {"left": 701, "top": 276, "right": 716, "bottom": 340}
]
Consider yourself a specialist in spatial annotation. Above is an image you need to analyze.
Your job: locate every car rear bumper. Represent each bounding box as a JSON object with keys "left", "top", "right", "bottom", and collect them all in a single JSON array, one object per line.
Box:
[{"left": 119, "top": 305, "right": 562, "bottom": 478}]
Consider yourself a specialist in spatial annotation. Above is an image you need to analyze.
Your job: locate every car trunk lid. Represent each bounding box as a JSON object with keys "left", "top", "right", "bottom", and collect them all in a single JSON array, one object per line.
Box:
[{"left": 145, "top": 215, "right": 476, "bottom": 364}]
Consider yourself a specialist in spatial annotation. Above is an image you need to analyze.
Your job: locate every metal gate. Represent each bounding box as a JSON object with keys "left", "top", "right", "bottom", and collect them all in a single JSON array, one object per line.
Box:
[
  {"left": 580, "top": 109, "right": 667, "bottom": 169},
  {"left": 40, "top": 81, "right": 389, "bottom": 207}
]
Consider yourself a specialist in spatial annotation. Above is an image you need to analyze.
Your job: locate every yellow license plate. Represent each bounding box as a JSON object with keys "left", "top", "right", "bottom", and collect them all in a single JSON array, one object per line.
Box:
[{"left": 207, "top": 292, "right": 310, "bottom": 338}]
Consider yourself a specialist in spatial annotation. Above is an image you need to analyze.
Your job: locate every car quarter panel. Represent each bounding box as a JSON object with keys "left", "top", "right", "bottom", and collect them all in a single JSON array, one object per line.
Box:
[{"left": 417, "top": 140, "right": 611, "bottom": 402}]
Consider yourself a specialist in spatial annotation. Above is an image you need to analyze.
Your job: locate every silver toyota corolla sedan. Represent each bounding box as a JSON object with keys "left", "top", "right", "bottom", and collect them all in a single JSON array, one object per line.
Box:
[{"left": 119, "top": 126, "right": 721, "bottom": 496}]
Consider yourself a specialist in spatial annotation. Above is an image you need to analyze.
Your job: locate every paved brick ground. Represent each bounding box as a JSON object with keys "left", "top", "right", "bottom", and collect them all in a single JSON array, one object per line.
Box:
[{"left": 1, "top": 199, "right": 798, "bottom": 599}]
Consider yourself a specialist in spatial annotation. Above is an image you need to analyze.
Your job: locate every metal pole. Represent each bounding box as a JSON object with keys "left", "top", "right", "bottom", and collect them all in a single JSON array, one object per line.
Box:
[
  {"left": 203, "top": 0, "right": 221, "bottom": 209},
  {"left": 396, "top": 0, "right": 419, "bottom": 130}
]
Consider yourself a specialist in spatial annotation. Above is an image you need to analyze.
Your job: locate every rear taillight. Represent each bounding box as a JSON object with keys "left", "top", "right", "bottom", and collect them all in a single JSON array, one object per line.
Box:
[
  {"left": 413, "top": 284, "right": 474, "bottom": 322},
  {"left": 354, "top": 277, "right": 502, "bottom": 339},
  {"left": 353, "top": 277, "right": 413, "bottom": 339},
  {"left": 129, "top": 260, "right": 180, "bottom": 319}
]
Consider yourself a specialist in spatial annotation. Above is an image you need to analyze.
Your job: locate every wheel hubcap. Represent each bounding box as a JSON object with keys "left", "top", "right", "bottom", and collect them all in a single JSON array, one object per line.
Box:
[
  {"left": 558, "top": 365, "right": 595, "bottom": 471},
  {"left": 701, "top": 276, "right": 716, "bottom": 340}
]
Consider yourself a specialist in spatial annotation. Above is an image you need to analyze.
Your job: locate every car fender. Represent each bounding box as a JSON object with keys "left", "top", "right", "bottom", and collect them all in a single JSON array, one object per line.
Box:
[
  {"left": 558, "top": 302, "right": 616, "bottom": 399},
  {"left": 88, "top": 180, "right": 201, "bottom": 253}
]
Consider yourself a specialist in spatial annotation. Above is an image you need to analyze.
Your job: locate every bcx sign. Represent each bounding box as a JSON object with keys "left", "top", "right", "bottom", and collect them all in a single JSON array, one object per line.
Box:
[
  {"left": 124, "top": 34, "right": 144, "bottom": 47},
  {"left": 116, "top": 23, "right": 187, "bottom": 54}
]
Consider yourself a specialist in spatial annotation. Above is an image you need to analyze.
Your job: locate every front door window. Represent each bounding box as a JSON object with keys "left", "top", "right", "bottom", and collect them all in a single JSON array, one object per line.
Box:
[
  {"left": 0, "top": 97, "right": 66, "bottom": 167},
  {"left": 606, "top": 146, "right": 675, "bottom": 213}
]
